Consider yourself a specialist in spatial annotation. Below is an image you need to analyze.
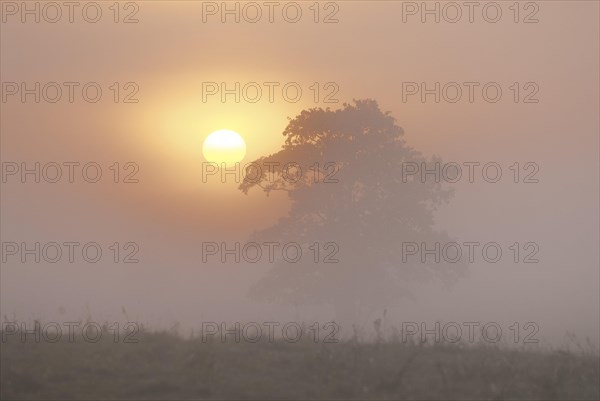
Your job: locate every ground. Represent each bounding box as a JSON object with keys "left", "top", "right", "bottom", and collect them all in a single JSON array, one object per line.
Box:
[{"left": 1, "top": 326, "right": 598, "bottom": 400}]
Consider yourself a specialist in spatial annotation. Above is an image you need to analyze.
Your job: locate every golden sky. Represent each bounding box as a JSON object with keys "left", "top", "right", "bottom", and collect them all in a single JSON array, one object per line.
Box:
[{"left": 1, "top": 1, "right": 598, "bottom": 343}]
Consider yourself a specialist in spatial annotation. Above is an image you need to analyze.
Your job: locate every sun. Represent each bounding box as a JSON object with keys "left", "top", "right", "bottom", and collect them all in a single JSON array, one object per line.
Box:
[{"left": 202, "top": 129, "right": 247, "bottom": 164}]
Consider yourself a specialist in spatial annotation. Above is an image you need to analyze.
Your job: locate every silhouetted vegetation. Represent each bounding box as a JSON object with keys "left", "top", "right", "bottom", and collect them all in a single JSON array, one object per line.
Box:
[
  {"left": 2, "top": 323, "right": 598, "bottom": 400},
  {"left": 240, "top": 100, "right": 467, "bottom": 323}
]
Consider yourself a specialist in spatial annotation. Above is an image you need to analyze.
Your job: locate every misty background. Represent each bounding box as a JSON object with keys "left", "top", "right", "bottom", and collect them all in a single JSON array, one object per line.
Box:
[{"left": 1, "top": 1, "right": 598, "bottom": 347}]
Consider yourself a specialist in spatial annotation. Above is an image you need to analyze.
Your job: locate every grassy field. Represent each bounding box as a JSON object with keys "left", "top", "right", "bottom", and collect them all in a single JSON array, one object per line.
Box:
[{"left": 1, "top": 325, "right": 599, "bottom": 400}]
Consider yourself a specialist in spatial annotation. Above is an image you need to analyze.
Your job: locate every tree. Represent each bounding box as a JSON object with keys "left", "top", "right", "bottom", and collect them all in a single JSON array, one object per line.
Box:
[{"left": 239, "top": 99, "right": 467, "bottom": 326}]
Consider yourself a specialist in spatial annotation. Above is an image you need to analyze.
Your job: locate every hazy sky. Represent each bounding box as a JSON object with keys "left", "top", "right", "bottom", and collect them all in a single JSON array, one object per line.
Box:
[{"left": 1, "top": 1, "right": 598, "bottom": 346}]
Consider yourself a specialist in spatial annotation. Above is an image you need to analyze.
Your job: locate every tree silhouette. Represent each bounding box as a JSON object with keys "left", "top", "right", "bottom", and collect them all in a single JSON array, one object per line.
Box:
[{"left": 239, "top": 99, "right": 467, "bottom": 325}]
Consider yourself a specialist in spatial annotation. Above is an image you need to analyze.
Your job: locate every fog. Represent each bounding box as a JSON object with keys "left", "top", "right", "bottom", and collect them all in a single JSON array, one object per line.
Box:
[{"left": 1, "top": 1, "right": 598, "bottom": 349}]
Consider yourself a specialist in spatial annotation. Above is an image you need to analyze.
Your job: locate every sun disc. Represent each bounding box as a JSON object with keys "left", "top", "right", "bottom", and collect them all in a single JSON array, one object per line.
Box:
[{"left": 202, "top": 129, "right": 247, "bottom": 164}]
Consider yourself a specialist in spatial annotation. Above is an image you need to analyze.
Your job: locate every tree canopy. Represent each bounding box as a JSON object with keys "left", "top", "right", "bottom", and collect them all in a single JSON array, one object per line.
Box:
[{"left": 239, "top": 99, "right": 467, "bottom": 322}]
